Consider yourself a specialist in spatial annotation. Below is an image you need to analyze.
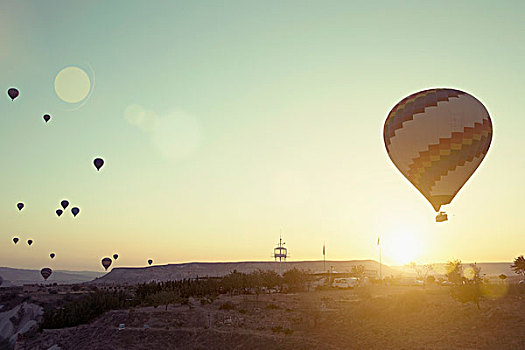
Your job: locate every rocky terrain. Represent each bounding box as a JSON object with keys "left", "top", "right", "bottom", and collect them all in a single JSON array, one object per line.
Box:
[{"left": 16, "top": 285, "right": 525, "bottom": 350}]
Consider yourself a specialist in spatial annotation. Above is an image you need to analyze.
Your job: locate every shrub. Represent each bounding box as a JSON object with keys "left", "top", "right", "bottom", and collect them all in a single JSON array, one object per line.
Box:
[
  {"left": 219, "top": 302, "right": 235, "bottom": 310},
  {"left": 41, "top": 290, "right": 132, "bottom": 329}
]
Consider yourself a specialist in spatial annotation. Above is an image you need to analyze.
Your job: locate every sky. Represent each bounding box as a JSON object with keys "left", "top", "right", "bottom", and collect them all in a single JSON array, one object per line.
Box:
[{"left": 1, "top": 1, "right": 524, "bottom": 271}]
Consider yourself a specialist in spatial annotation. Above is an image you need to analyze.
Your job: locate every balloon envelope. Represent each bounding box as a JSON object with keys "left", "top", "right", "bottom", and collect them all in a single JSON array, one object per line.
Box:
[
  {"left": 17, "top": 202, "right": 24, "bottom": 211},
  {"left": 27, "top": 239, "right": 33, "bottom": 246},
  {"left": 50, "top": 253, "right": 55, "bottom": 259},
  {"left": 113, "top": 254, "right": 119, "bottom": 260},
  {"left": 71, "top": 207, "right": 80, "bottom": 217},
  {"left": 43, "top": 114, "right": 51, "bottom": 123},
  {"left": 93, "top": 158, "right": 104, "bottom": 171},
  {"left": 101, "top": 257, "right": 112, "bottom": 271},
  {"left": 13, "top": 237, "right": 19, "bottom": 244},
  {"left": 8, "top": 88, "right": 19, "bottom": 101},
  {"left": 56, "top": 209, "right": 63, "bottom": 217},
  {"left": 148, "top": 259, "right": 153, "bottom": 265},
  {"left": 40, "top": 268, "right": 52, "bottom": 280},
  {"left": 61, "top": 200, "right": 69, "bottom": 209},
  {"left": 384, "top": 88, "right": 492, "bottom": 212}
]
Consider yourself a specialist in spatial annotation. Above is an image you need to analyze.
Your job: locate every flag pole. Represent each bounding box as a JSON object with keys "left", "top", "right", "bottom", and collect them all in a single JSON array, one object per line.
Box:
[
  {"left": 323, "top": 242, "right": 326, "bottom": 272},
  {"left": 378, "top": 236, "right": 382, "bottom": 285}
]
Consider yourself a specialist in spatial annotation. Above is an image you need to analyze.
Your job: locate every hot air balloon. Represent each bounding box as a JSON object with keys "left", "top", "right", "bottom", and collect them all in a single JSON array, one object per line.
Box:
[
  {"left": 56, "top": 209, "right": 63, "bottom": 217},
  {"left": 50, "top": 253, "right": 55, "bottom": 259},
  {"left": 93, "top": 158, "right": 104, "bottom": 171},
  {"left": 148, "top": 259, "right": 153, "bottom": 265},
  {"left": 101, "top": 257, "right": 112, "bottom": 271},
  {"left": 43, "top": 114, "right": 51, "bottom": 123},
  {"left": 71, "top": 207, "right": 80, "bottom": 217},
  {"left": 61, "top": 200, "right": 69, "bottom": 209},
  {"left": 113, "top": 254, "right": 119, "bottom": 260},
  {"left": 384, "top": 88, "right": 492, "bottom": 222},
  {"left": 27, "top": 239, "right": 33, "bottom": 246},
  {"left": 40, "top": 268, "right": 52, "bottom": 280},
  {"left": 7, "top": 88, "right": 19, "bottom": 101},
  {"left": 17, "top": 202, "right": 24, "bottom": 211},
  {"left": 13, "top": 237, "right": 19, "bottom": 244}
]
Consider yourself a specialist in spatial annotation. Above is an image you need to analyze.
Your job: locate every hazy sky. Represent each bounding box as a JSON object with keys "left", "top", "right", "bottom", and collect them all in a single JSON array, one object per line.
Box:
[{"left": 1, "top": 1, "right": 524, "bottom": 271}]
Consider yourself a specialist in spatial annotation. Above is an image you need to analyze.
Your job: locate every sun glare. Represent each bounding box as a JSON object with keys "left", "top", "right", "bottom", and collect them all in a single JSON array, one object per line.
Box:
[{"left": 383, "top": 229, "right": 422, "bottom": 265}]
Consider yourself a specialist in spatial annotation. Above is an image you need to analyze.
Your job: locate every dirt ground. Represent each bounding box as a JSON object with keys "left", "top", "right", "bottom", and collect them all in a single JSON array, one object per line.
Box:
[{"left": 19, "top": 285, "right": 525, "bottom": 350}]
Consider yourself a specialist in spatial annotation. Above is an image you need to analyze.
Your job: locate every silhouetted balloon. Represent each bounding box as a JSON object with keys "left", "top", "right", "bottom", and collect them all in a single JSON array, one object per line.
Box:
[
  {"left": 13, "top": 237, "right": 19, "bottom": 244},
  {"left": 61, "top": 200, "right": 69, "bottom": 209},
  {"left": 50, "top": 253, "right": 55, "bottom": 259},
  {"left": 113, "top": 254, "right": 119, "bottom": 260},
  {"left": 17, "top": 202, "right": 24, "bottom": 211},
  {"left": 148, "top": 259, "right": 153, "bottom": 265},
  {"left": 40, "top": 268, "right": 52, "bottom": 280},
  {"left": 43, "top": 114, "right": 51, "bottom": 123},
  {"left": 93, "top": 158, "right": 104, "bottom": 171},
  {"left": 71, "top": 207, "right": 80, "bottom": 217},
  {"left": 56, "top": 209, "right": 63, "bottom": 217},
  {"left": 384, "top": 88, "right": 492, "bottom": 214},
  {"left": 27, "top": 239, "right": 33, "bottom": 246},
  {"left": 8, "top": 88, "right": 19, "bottom": 101},
  {"left": 101, "top": 257, "right": 112, "bottom": 271}
]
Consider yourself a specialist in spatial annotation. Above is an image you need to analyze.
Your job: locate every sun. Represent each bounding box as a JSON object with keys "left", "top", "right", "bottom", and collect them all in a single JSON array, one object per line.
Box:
[{"left": 383, "top": 229, "right": 422, "bottom": 265}]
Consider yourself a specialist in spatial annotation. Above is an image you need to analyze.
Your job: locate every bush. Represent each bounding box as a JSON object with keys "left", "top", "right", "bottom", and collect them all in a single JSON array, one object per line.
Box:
[
  {"left": 41, "top": 290, "right": 132, "bottom": 329},
  {"left": 219, "top": 302, "right": 235, "bottom": 310}
]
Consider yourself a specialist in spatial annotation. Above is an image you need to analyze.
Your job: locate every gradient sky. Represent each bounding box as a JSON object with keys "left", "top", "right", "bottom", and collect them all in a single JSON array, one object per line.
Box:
[{"left": 1, "top": 1, "right": 524, "bottom": 271}]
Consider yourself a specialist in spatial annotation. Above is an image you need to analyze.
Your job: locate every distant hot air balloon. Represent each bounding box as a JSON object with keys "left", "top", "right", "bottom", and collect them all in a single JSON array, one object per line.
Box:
[
  {"left": 148, "top": 259, "right": 153, "bottom": 266},
  {"left": 13, "top": 237, "right": 19, "bottom": 244},
  {"left": 71, "top": 207, "right": 80, "bottom": 217},
  {"left": 40, "top": 268, "right": 52, "bottom": 280},
  {"left": 50, "top": 253, "right": 55, "bottom": 259},
  {"left": 56, "top": 209, "right": 63, "bottom": 217},
  {"left": 101, "top": 257, "right": 112, "bottom": 271},
  {"left": 27, "top": 239, "right": 33, "bottom": 246},
  {"left": 7, "top": 88, "right": 19, "bottom": 101},
  {"left": 43, "top": 114, "right": 51, "bottom": 123},
  {"left": 384, "top": 88, "right": 492, "bottom": 221},
  {"left": 61, "top": 200, "right": 69, "bottom": 209},
  {"left": 93, "top": 158, "right": 104, "bottom": 171},
  {"left": 17, "top": 202, "right": 24, "bottom": 211},
  {"left": 113, "top": 254, "right": 119, "bottom": 260}
]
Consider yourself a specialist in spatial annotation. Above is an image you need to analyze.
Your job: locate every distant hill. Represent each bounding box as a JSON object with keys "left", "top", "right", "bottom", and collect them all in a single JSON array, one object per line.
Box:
[
  {"left": 387, "top": 262, "right": 516, "bottom": 279},
  {"left": 0, "top": 267, "right": 104, "bottom": 286},
  {"left": 93, "top": 260, "right": 389, "bottom": 284}
]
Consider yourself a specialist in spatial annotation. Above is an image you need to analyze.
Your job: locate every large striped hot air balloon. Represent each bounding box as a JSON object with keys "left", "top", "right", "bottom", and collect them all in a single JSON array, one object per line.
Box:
[
  {"left": 41, "top": 268, "right": 53, "bottom": 280},
  {"left": 384, "top": 88, "right": 492, "bottom": 220}
]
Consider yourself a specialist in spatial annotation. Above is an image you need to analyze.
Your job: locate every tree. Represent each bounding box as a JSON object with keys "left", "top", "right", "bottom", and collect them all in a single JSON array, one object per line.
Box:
[
  {"left": 283, "top": 268, "right": 308, "bottom": 292},
  {"left": 351, "top": 265, "right": 365, "bottom": 279},
  {"left": 450, "top": 263, "right": 484, "bottom": 310},
  {"left": 148, "top": 291, "right": 183, "bottom": 310},
  {"left": 446, "top": 259, "right": 463, "bottom": 285},
  {"left": 410, "top": 263, "right": 433, "bottom": 281},
  {"left": 511, "top": 256, "right": 525, "bottom": 277}
]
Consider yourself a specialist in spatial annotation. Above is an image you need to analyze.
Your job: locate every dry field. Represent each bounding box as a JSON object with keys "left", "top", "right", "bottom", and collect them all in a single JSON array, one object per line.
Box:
[{"left": 20, "top": 285, "right": 525, "bottom": 350}]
